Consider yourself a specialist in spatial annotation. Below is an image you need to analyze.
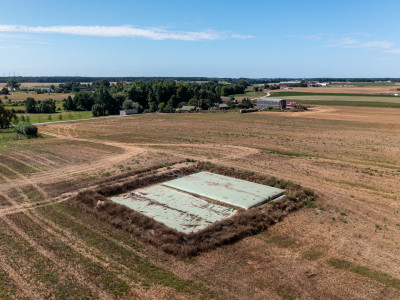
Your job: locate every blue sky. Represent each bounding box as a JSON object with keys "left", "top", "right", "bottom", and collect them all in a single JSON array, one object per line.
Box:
[{"left": 1, "top": 0, "right": 400, "bottom": 77}]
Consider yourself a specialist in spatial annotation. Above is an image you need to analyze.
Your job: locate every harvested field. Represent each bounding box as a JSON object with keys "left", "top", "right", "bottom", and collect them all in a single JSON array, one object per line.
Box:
[
  {"left": 0, "top": 106, "right": 400, "bottom": 299},
  {"left": 1, "top": 91, "right": 74, "bottom": 102}
]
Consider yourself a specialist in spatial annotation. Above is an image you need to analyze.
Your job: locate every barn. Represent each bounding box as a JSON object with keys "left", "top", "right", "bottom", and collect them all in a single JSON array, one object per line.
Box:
[
  {"left": 119, "top": 109, "right": 138, "bottom": 115},
  {"left": 257, "top": 98, "right": 286, "bottom": 110}
]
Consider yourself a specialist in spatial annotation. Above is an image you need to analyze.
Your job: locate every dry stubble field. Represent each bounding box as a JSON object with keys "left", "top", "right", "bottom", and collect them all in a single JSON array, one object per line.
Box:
[{"left": 0, "top": 106, "right": 400, "bottom": 299}]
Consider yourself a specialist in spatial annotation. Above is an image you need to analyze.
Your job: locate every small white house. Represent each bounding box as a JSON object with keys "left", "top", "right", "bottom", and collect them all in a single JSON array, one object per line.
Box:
[{"left": 120, "top": 109, "right": 138, "bottom": 115}]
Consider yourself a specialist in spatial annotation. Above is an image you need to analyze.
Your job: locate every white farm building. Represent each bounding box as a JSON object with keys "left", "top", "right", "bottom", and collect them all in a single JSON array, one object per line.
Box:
[
  {"left": 257, "top": 98, "right": 286, "bottom": 110},
  {"left": 120, "top": 109, "right": 138, "bottom": 115}
]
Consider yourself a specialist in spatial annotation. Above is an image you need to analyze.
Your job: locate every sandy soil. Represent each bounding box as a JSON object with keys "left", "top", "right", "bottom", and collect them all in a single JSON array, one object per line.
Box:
[{"left": 0, "top": 106, "right": 400, "bottom": 299}]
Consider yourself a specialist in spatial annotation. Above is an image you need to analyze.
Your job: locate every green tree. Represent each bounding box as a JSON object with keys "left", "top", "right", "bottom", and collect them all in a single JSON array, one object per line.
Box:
[
  {"left": 93, "top": 86, "right": 119, "bottom": 115},
  {"left": 147, "top": 90, "right": 158, "bottom": 112},
  {"left": 63, "top": 96, "right": 75, "bottom": 111},
  {"left": 6, "top": 78, "right": 20, "bottom": 91},
  {"left": 0, "top": 87, "right": 9, "bottom": 95},
  {"left": 25, "top": 97, "right": 37, "bottom": 113},
  {"left": 93, "top": 79, "right": 110, "bottom": 89},
  {"left": 91, "top": 104, "right": 104, "bottom": 117},
  {"left": 73, "top": 92, "right": 93, "bottom": 111},
  {"left": 38, "top": 99, "right": 56, "bottom": 113},
  {"left": 158, "top": 102, "right": 165, "bottom": 112},
  {"left": 0, "top": 104, "right": 16, "bottom": 128},
  {"left": 122, "top": 99, "right": 134, "bottom": 110}
]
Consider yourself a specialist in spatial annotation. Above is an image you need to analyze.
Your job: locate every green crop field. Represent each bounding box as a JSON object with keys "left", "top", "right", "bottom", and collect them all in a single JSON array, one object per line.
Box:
[
  {"left": 17, "top": 111, "right": 93, "bottom": 124},
  {"left": 270, "top": 91, "right": 399, "bottom": 98},
  {"left": 268, "top": 92, "right": 400, "bottom": 108}
]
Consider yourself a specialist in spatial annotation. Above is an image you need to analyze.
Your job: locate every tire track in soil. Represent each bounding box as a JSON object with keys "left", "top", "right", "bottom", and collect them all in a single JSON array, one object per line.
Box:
[
  {"left": 5, "top": 178, "right": 139, "bottom": 285},
  {"left": 0, "top": 162, "right": 191, "bottom": 216},
  {"left": 13, "top": 151, "right": 54, "bottom": 170},
  {"left": 1, "top": 195, "right": 167, "bottom": 299},
  {"left": 0, "top": 168, "right": 132, "bottom": 297},
  {"left": 18, "top": 185, "right": 141, "bottom": 291},
  {"left": 0, "top": 162, "right": 47, "bottom": 197},
  {"left": 0, "top": 252, "right": 44, "bottom": 300},
  {"left": 0, "top": 162, "right": 20, "bottom": 181},
  {"left": 0, "top": 215, "right": 113, "bottom": 300},
  {"left": 0, "top": 153, "right": 43, "bottom": 174},
  {"left": 0, "top": 163, "right": 195, "bottom": 297}
]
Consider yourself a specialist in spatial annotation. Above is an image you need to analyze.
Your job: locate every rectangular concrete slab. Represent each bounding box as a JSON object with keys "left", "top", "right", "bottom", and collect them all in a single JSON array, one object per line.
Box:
[
  {"left": 163, "top": 171, "right": 284, "bottom": 209},
  {"left": 110, "top": 185, "right": 236, "bottom": 234}
]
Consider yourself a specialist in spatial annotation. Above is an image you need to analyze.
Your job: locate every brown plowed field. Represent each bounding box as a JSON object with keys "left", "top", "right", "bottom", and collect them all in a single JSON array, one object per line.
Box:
[{"left": 0, "top": 106, "right": 399, "bottom": 299}]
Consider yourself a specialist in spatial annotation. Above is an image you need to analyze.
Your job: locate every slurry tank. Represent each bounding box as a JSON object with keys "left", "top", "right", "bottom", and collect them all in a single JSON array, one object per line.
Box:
[{"left": 110, "top": 172, "right": 284, "bottom": 233}]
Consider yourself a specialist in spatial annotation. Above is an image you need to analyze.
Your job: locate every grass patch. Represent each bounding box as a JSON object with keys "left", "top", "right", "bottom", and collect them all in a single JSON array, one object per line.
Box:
[
  {"left": 302, "top": 249, "right": 324, "bottom": 261},
  {"left": 19, "top": 110, "right": 93, "bottom": 124},
  {"left": 263, "top": 234, "right": 299, "bottom": 250},
  {"left": 260, "top": 147, "right": 313, "bottom": 158},
  {"left": 228, "top": 91, "right": 267, "bottom": 98},
  {"left": 329, "top": 259, "right": 400, "bottom": 291}
]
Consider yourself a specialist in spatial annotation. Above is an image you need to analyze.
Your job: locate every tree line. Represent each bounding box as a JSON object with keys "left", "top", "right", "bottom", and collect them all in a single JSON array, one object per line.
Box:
[
  {"left": 2, "top": 76, "right": 400, "bottom": 85},
  {"left": 25, "top": 98, "right": 56, "bottom": 113},
  {"left": 61, "top": 79, "right": 249, "bottom": 116}
]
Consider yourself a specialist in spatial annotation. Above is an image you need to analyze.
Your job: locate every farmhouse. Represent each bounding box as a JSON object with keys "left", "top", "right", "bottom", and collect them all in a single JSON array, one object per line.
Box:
[
  {"left": 257, "top": 97, "right": 286, "bottom": 110},
  {"left": 179, "top": 105, "right": 198, "bottom": 112},
  {"left": 218, "top": 103, "right": 230, "bottom": 110},
  {"left": 119, "top": 109, "right": 138, "bottom": 115},
  {"left": 220, "top": 96, "right": 232, "bottom": 103}
]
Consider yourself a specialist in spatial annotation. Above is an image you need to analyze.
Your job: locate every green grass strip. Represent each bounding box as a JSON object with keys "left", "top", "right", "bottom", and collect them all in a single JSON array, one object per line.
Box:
[{"left": 329, "top": 259, "right": 400, "bottom": 290}]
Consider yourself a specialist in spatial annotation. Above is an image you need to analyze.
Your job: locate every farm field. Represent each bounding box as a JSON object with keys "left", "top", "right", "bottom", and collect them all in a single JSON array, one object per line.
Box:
[
  {"left": 229, "top": 91, "right": 267, "bottom": 100},
  {"left": 268, "top": 91, "right": 400, "bottom": 108},
  {"left": 0, "top": 91, "right": 74, "bottom": 102},
  {"left": 276, "top": 95, "right": 400, "bottom": 103},
  {"left": 0, "top": 82, "right": 91, "bottom": 88},
  {"left": 18, "top": 110, "right": 94, "bottom": 124},
  {"left": 272, "top": 85, "right": 400, "bottom": 94},
  {"left": 0, "top": 107, "right": 400, "bottom": 298}
]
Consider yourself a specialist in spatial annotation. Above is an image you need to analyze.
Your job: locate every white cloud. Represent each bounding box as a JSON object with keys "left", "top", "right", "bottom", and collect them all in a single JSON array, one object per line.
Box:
[
  {"left": 346, "top": 40, "right": 393, "bottom": 49},
  {"left": 309, "top": 33, "right": 400, "bottom": 54},
  {"left": 0, "top": 24, "right": 253, "bottom": 41},
  {"left": 383, "top": 48, "right": 400, "bottom": 54},
  {"left": 305, "top": 34, "right": 323, "bottom": 40},
  {"left": 325, "top": 37, "right": 358, "bottom": 47},
  {"left": 231, "top": 33, "right": 255, "bottom": 39}
]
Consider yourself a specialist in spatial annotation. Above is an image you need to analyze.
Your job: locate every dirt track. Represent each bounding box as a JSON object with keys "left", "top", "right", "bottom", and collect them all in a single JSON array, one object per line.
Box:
[{"left": 0, "top": 107, "right": 400, "bottom": 299}]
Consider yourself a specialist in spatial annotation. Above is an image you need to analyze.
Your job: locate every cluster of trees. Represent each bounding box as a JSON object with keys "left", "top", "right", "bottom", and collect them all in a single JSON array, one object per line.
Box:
[
  {"left": 6, "top": 78, "right": 21, "bottom": 91},
  {"left": 57, "top": 81, "right": 81, "bottom": 93},
  {"left": 0, "top": 87, "right": 9, "bottom": 95},
  {"left": 220, "top": 81, "right": 248, "bottom": 96},
  {"left": 61, "top": 80, "right": 250, "bottom": 115},
  {"left": 25, "top": 97, "right": 56, "bottom": 113},
  {"left": 0, "top": 104, "right": 16, "bottom": 128}
]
